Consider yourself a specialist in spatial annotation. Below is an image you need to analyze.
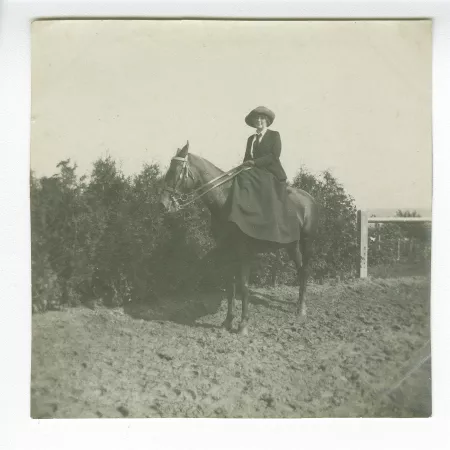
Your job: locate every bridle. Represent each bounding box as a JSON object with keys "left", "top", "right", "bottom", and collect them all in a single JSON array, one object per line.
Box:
[
  {"left": 163, "top": 155, "right": 195, "bottom": 210},
  {"left": 163, "top": 154, "right": 251, "bottom": 211}
]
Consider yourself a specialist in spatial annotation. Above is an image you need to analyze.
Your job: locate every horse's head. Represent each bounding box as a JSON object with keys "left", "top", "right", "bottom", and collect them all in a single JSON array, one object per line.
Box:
[{"left": 159, "top": 141, "right": 196, "bottom": 213}]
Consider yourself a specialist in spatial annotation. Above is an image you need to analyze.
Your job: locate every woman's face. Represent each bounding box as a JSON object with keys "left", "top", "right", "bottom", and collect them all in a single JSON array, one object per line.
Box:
[{"left": 254, "top": 114, "right": 268, "bottom": 130}]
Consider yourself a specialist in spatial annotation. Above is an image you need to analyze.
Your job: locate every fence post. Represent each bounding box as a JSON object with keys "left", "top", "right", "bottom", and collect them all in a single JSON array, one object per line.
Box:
[{"left": 357, "top": 210, "right": 369, "bottom": 278}]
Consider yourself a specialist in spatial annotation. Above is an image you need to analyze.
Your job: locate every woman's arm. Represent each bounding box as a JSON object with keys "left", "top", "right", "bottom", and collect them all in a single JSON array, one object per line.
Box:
[{"left": 243, "top": 136, "right": 253, "bottom": 162}]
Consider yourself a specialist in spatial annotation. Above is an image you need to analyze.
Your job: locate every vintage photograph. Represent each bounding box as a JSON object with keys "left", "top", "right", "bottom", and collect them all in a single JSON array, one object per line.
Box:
[{"left": 30, "top": 19, "right": 432, "bottom": 418}]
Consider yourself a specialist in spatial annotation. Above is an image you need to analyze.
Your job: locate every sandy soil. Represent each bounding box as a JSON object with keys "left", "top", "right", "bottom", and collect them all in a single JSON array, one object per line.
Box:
[{"left": 31, "top": 276, "right": 431, "bottom": 418}]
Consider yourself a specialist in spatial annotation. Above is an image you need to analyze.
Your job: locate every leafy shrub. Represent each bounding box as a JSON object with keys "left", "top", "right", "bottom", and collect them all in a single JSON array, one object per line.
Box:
[
  {"left": 289, "top": 167, "right": 358, "bottom": 282},
  {"left": 30, "top": 157, "right": 217, "bottom": 311},
  {"left": 31, "top": 158, "right": 429, "bottom": 312}
]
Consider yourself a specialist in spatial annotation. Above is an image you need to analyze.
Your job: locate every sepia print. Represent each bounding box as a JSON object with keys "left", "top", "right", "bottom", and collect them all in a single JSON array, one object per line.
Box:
[{"left": 30, "top": 19, "right": 432, "bottom": 418}]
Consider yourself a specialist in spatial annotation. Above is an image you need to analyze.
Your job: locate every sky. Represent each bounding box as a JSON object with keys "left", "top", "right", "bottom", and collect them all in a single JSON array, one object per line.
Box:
[{"left": 30, "top": 19, "right": 432, "bottom": 211}]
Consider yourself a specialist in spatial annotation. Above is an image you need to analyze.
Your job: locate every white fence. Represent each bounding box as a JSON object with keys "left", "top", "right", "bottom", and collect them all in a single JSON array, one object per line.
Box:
[{"left": 357, "top": 210, "right": 432, "bottom": 278}]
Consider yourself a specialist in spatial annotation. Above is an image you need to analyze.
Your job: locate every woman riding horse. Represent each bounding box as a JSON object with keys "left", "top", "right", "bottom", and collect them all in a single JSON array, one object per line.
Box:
[
  {"left": 227, "top": 106, "right": 299, "bottom": 244},
  {"left": 159, "top": 110, "right": 318, "bottom": 333}
]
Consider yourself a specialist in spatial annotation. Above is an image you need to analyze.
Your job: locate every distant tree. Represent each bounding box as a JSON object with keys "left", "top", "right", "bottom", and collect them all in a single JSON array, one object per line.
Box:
[
  {"left": 395, "top": 209, "right": 430, "bottom": 242},
  {"left": 368, "top": 209, "right": 431, "bottom": 266}
]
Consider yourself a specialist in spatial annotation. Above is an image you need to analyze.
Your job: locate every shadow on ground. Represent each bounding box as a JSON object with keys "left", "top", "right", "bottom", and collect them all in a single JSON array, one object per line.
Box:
[
  {"left": 123, "top": 288, "right": 224, "bottom": 328},
  {"left": 123, "top": 286, "right": 296, "bottom": 328},
  {"left": 249, "top": 292, "right": 294, "bottom": 314}
]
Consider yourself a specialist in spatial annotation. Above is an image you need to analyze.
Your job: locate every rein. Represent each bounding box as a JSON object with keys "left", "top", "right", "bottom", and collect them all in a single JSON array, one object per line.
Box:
[{"left": 165, "top": 155, "right": 251, "bottom": 210}]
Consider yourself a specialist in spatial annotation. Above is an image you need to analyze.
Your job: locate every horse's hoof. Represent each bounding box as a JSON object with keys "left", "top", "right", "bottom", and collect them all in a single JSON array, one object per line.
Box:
[
  {"left": 238, "top": 324, "right": 249, "bottom": 336},
  {"left": 221, "top": 319, "right": 232, "bottom": 330}
]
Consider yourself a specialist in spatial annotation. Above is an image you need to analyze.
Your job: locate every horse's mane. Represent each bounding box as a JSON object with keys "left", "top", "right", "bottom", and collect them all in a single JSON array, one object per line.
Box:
[
  {"left": 190, "top": 152, "right": 315, "bottom": 203},
  {"left": 189, "top": 153, "right": 225, "bottom": 175}
]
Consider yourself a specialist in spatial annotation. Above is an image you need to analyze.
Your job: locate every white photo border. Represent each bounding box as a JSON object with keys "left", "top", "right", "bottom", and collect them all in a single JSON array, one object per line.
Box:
[{"left": 1, "top": 1, "right": 449, "bottom": 449}]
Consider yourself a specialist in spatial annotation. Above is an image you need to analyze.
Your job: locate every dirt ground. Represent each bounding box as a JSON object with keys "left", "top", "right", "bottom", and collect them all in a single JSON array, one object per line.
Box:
[{"left": 31, "top": 276, "right": 431, "bottom": 418}]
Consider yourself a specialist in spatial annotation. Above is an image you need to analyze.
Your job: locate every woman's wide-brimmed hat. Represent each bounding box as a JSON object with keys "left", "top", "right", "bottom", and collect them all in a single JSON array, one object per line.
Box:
[{"left": 245, "top": 106, "right": 275, "bottom": 128}]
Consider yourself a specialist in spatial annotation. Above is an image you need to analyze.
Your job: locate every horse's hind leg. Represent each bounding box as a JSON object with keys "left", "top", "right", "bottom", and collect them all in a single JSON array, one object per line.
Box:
[
  {"left": 288, "top": 239, "right": 310, "bottom": 317},
  {"left": 298, "top": 236, "right": 313, "bottom": 316}
]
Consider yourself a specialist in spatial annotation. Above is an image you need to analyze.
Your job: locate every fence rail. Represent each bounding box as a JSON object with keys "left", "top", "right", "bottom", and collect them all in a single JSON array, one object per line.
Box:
[
  {"left": 368, "top": 217, "right": 431, "bottom": 224},
  {"left": 357, "top": 210, "right": 432, "bottom": 278}
]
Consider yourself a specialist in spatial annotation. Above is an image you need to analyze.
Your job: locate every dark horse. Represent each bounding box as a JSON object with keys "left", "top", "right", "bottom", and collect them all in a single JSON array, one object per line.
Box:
[{"left": 159, "top": 142, "right": 319, "bottom": 335}]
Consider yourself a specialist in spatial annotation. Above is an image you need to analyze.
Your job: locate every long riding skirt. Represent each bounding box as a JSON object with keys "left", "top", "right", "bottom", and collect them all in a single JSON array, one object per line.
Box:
[{"left": 226, "top": 167, "right": 300, "bottom": 244}]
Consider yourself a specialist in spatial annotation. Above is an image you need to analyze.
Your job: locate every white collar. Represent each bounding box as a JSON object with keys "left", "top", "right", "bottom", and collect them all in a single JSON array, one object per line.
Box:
[{"left": 256, "top": 128, "right": 268, "bottom": 138}]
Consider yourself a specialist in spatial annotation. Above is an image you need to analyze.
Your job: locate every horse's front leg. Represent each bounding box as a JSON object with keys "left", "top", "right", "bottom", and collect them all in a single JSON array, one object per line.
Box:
[
  {"left": 238, "top": 260, "right": 251, "bottom": 336},
  {"left": 222, "top": 269, "right": 236, "bottom": 331}
]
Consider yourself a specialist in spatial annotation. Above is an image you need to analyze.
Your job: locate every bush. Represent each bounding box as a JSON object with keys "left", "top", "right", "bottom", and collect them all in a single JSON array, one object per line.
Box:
[
  {"left": 31, "top": 158, "right": 428, "bottom": 311},
  {"left": 30, "top": 157, "right": 218, "bottom": 311}
]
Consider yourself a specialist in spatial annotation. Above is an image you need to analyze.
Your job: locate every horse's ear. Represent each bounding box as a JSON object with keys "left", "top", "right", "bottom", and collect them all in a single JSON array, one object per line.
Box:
[{"left": 178, "top": 140, "right": 190, "bottom": 158}]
